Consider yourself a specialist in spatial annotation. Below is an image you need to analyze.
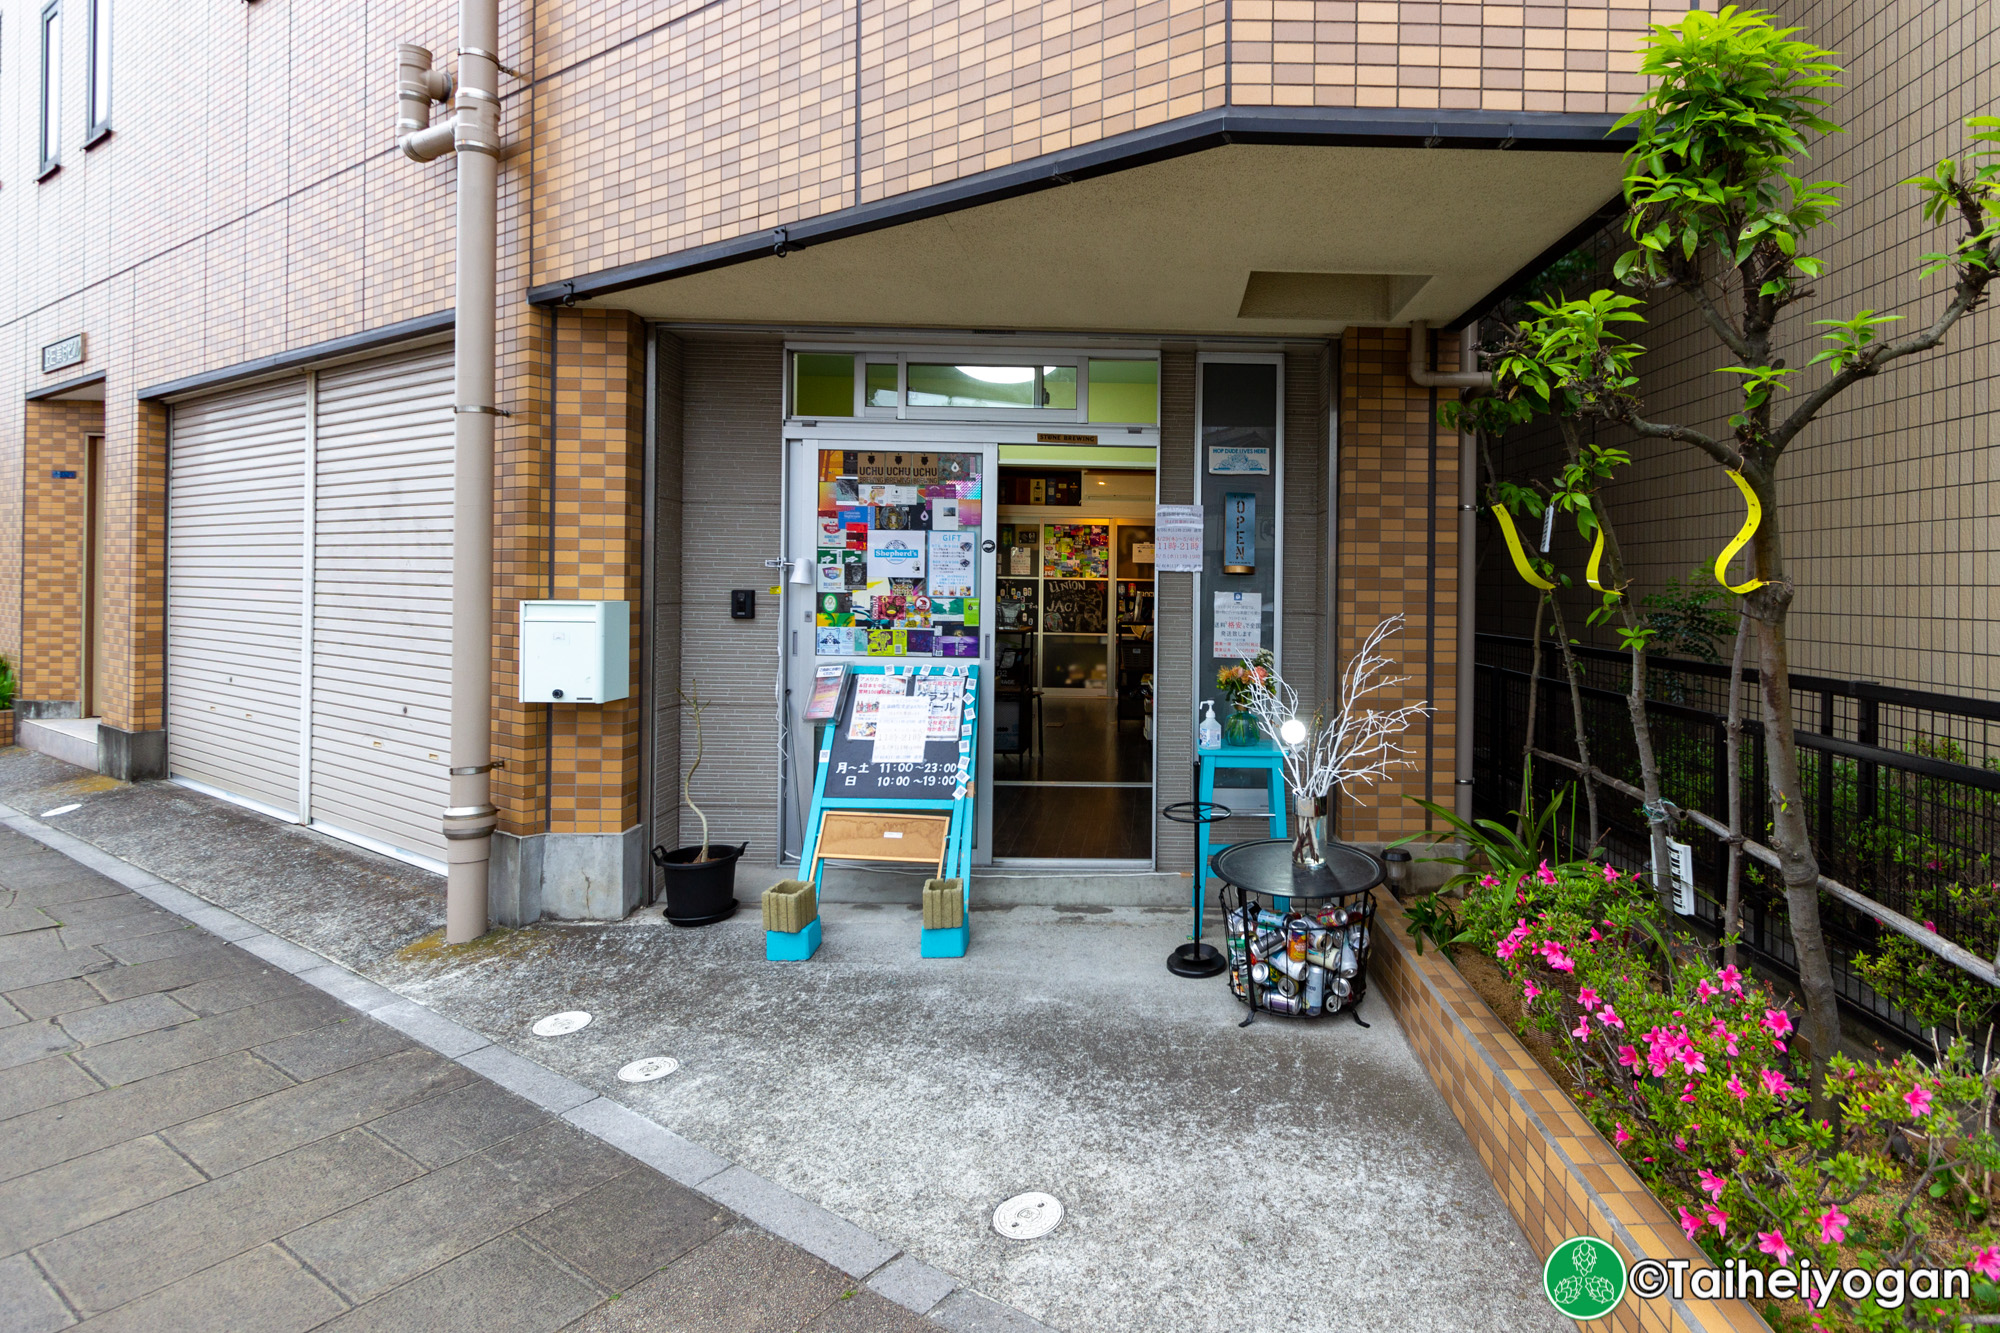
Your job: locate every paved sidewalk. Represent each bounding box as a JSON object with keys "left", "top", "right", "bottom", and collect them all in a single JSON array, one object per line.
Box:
[{"left": 0, "top": 821, "right": 948, "bottom": 1333}]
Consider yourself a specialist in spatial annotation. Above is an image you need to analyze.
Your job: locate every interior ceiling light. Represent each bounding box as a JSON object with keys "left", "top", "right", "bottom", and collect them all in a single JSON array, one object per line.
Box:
[{"left": 960, "top": 366, "right": 1035, "bottom": 384}]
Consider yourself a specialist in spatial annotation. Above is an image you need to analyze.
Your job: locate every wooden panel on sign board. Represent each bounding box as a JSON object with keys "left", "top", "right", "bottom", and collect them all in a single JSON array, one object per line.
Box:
[{"left": 812, "top": 811, "right": 952, "bottom": 869}]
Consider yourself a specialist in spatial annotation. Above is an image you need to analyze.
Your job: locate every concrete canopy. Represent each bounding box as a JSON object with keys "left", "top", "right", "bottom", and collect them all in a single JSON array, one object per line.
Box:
[{"left": 588, "top": 143, "right": 1626, "bottom": 337}]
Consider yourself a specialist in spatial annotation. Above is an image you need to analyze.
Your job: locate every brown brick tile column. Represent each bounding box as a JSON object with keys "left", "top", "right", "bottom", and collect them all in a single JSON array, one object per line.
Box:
[
  {"left": 20, "top": 401, "right": 101, "bottom": 711},
  {"left": 1335, "top": 327, "right": 1459, "bottom": 845}
]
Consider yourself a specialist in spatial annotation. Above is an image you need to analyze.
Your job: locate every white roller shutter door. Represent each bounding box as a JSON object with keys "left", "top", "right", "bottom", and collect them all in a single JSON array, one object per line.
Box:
[
  {"left": 167, "top": 343, "right": 453, "bottom": 871},
  {"left": 308, "top": 348, "right": 454, "bottom": 862},
  {"left": 167, "top": 380, "right": 309, "bottom": 817}
]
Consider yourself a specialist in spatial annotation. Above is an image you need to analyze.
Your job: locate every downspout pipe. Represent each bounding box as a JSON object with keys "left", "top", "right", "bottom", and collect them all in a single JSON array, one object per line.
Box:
[
  {"left": 396, "top": 18, "right": 502, "bottom": 943},
  {"left": 1406, "top": 321, "right": 1492, "bottom": 824}
]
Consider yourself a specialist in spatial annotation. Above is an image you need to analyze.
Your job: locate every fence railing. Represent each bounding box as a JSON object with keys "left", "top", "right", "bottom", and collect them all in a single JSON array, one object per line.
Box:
[{"left": 1473, "top": 633, "right": 2000, "bottom": 1048}]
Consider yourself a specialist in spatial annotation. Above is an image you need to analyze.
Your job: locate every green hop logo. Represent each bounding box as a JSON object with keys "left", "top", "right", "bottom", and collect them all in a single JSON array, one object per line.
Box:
[{"left": 1543, "top": 1236, "right": 1625, "bottom": 1319}]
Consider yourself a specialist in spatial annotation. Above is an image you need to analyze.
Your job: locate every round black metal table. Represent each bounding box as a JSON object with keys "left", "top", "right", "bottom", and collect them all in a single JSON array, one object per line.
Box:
[{"left": 1211, "top": 839, "right": 1384, "bottom": 1027}]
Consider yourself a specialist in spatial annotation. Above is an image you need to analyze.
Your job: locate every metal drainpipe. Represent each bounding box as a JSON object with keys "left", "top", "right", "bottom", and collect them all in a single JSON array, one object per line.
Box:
[
  {"left": 397, "top": 8, "right": 503, "bottom": 943},
  {"left": 1406, "top": 321, "right": 1491, "bottom": 823}
]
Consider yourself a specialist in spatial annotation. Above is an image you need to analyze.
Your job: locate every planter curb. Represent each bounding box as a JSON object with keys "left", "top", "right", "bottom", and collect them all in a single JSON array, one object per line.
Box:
[{"left": 1372, "top": 891, "right": 1771, "bottom": 1333}]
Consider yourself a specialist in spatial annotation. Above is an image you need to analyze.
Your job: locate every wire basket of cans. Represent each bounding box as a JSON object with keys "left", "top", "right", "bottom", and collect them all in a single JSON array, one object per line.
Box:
[{"left": 1221, "top": 885, "right": 1374, "bottom": 1025}]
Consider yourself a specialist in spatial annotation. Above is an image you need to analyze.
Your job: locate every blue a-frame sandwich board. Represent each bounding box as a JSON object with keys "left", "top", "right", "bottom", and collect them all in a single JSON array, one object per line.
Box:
[{"left": 796, "top": 662, "right": 979, "bottom": 957}]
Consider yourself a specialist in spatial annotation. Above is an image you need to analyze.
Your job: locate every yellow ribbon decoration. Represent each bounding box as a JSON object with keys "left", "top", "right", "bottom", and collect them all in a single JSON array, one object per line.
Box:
[
  {"left": 1492, "top": 504, "right": 1557, "bottom": 591},
  {"left": 1584, "top": 525, "right": 1609, "bottom": 593},
  {"left": 1715, "top": 469, "right": 1769, "bottom": 595}
]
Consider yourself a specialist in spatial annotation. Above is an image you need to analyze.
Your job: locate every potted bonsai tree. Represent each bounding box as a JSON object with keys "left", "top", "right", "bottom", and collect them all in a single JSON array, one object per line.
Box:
[{"left": 650, "top": 678, "right": 745, "bottom": 925}]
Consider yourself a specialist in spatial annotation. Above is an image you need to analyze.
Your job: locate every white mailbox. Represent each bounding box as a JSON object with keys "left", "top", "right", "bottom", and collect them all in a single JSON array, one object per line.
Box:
[{"left": 519, "top": 601, "right": 630, "bottom": 703}]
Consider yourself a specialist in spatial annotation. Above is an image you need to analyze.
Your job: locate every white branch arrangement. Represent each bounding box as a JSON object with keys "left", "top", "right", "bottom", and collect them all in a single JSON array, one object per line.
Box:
[{"left": 1238, "top": 615, "right": 1431, "bottom": 803}]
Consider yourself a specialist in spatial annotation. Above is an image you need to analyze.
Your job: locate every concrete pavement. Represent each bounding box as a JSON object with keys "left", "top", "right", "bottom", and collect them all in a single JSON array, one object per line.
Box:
[
  {"left": 0, "top": 816, "right": 981, "bottom": 1332},
  {"left": 0, "top": 747, "right": 1565, "bottom": 1332}
]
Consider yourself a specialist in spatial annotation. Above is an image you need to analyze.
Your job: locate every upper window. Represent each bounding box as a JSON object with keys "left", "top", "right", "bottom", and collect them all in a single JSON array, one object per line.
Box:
[
  {"left": 788, "top": 352, "right": 1157, "bottom": 424},
  {"left": 39, "top": 0, "right": 62, "bottom": 175},
  {"left": 86, "top": 0, "right": 109, "bottom": 142}
]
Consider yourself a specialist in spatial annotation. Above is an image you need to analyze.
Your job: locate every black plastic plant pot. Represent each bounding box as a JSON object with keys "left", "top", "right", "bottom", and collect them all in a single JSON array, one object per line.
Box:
[{"left": 650, "top": 842, "right": 746, "bottom": 926}]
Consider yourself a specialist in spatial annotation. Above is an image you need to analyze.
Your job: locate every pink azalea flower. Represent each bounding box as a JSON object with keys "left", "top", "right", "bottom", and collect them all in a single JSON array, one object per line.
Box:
[
  {"left": 1905, "top": 1084, "right": 1934, "bottom": 1117},
  {"left": 1522, "top": 980, "right": 1541, "bottom": 1002},
  {"left": 1571, "top": 1015, "right": 1593, "bottom": 1039},
  {"left": 1676, "top": 1046, "right": 1708, "bottom": 1075},
  {"left": 1478, "top": 874, "right": 1499, "bottom": 888},
  {"left": 1726, "top": 1073, "right": 1749, "bottom": 1102},
  {"left": 1680, "top": 1082, "right": 1698, "bottom": 1104},
  {"left": 1546, "top": 951, "right": 1575, "bottom": 974},
  {"left": 1698, "top": 1169, "right": 1727, "bottom": 1202},
  {"left": 1616, "top": 1044, "right": 1641, "bottom": 1071},
  {"left": 1717, "top": 964, "right": 1745, "bottom": 995},
  {"left": 1673, "top": 1135, "right": 1689, "bottom": 1152},
  {"left": 1704, "top": 1204, "right": 1729, "bottom": 1238},
  {"left": 1818, "top": 1207, "right": 1848, "bottom": 1245},
  {"left": 1678, "top": 1206, "right": 1703, "bottom": 1238},
  {"left": 1613, "top": 1123, "right": 1633, "bottom": 1145},
  {"left": 1758, "top": 1231, "right": 1794, "bottom": 1266},
  {"left": 1601, "top": 863, "right": 1621, "bottom": 883},
  {"left": 1969, "top": 1247, "right": 2000, "bottom": 1282},
  {"left": 1537, "top": 859, "right": 1557, "bottom": 886},
  {"left": 1586, "top": 927, "right": 1603, "bottom": 942},
  {"left": 1761, "top": 1069, "right": 1793, "bottom": 1100},
  {"left": 1762, "top": 1008, "right": 1793, "bottom": 1039},
  {"left": 1695, "top": 979, "right": 1721, "bottom": 1003},
  {"left": 1577, "top": 987, "right": 1600, "bottom": 1008},
  {"left": 1597, "top": 1006, "right": 1625, "bottom": 1031}
]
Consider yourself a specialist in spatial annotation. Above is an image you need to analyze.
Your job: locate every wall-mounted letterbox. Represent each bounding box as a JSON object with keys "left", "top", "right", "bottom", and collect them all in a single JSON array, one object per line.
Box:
[{"left": 519, "top": 601, "right": 630, "bottom": 703}]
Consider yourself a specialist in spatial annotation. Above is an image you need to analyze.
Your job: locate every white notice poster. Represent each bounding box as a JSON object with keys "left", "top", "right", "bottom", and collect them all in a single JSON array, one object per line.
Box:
[
  {"left": 927, "top": 532, "right": 975, "bottom": 598},
  {"left": 870, "top": 696, "right": 929, "bottom": 764},
  {"left": 1154, "top": 505, "right": 1204, "bottom": 573},
  {"left": 1213, "top": 591, "right": 1262, "bottom": 658},
  {"left": 867, "top": 530, "right": 927, "bottom": 583}
]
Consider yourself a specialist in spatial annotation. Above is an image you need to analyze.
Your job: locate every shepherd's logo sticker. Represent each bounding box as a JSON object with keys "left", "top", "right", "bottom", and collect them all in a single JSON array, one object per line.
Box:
[{"left": 1544, "top": 1236, "right": 1626, "bottom": 1319}]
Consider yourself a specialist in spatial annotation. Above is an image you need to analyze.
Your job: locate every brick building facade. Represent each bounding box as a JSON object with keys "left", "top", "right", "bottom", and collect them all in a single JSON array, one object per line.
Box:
[{"left": 1, "top": 0, "right": 1686, "bottom": 921}]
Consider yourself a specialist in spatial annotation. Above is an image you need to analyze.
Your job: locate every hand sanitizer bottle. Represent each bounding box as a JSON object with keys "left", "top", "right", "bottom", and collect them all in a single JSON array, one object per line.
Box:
[{"left": 1198, "top": 700, "right": 1222, "bottom": 749}]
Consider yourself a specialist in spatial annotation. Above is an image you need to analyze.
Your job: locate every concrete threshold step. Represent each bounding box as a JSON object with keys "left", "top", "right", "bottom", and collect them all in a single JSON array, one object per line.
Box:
[
  {"left": 736, "top": 860, "right": 1191, "bottom": 908},
  {"left": 19, "top": 716, "right": 99, "bottom": 769}
]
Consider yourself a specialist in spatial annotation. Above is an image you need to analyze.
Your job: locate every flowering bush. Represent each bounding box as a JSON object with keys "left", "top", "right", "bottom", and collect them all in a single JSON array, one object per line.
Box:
[{"left": 1468, "top": 855, "right": 2000, "bottom": 1330}]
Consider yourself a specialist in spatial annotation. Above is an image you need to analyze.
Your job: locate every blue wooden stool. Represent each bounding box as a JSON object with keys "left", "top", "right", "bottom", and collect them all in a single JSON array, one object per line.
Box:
[{"left": 1195, "top": 737, "right": 1290, "bottom": 900}]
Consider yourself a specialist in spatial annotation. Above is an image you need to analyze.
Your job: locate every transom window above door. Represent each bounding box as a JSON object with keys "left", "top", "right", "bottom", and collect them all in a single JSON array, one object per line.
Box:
[{"left": 790, "top": 351, "right": 1159, "bottom": 426}]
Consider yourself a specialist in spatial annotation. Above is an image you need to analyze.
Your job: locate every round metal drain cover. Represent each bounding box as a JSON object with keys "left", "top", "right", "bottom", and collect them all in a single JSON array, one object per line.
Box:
[
  {"left": 532, "top": 1011, "right": 592, "bottom": 1037},
  {"left": 992, "top": 1192, "right": 1064, "bottom": 1240},
  {"left": 617, "top": 1057, "right": 680, "bottom": 1083}
]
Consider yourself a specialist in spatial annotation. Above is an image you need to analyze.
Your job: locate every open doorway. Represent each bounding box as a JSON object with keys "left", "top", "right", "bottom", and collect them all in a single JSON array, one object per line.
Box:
[{"left": 993, "top": 466, "right": 1154, "bottom": 860}]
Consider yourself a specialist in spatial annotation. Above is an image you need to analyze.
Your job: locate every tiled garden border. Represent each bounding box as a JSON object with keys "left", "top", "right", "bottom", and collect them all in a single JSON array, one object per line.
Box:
[{"left": 1371, "top": 892, "right": 1770, "bottom": 1333}]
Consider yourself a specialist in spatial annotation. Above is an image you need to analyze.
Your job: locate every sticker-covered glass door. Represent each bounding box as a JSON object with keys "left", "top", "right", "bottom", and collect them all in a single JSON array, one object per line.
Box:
[{"left": 787, "top": 442, "right": 997, "bottom": 864}]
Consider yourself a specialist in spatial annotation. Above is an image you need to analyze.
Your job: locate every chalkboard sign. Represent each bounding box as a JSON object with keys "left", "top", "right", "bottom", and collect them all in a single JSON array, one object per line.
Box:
[
  {"left": 821, "top": 666, "right": 978, "bottom": 801},
  {"left": 1044, "top": 580, "right": 1107, "bottom": 633}
]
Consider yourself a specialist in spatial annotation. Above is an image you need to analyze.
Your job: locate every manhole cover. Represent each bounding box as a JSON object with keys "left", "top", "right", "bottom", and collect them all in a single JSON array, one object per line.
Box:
[
  {"left": 617, "top": 1057, "right": 680, "bottom": 1083},
  {"left": 531, "top": 1011, "right": 592, "bottom": 1037},
  {"left": 992, "top": 1192, "right": 1064, "bottom": 1240}
]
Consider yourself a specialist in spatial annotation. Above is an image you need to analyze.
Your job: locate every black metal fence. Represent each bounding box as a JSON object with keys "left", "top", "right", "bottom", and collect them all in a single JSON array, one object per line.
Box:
[{"left": 1473, "top": 633, "right": 2000, "bottom": 1047}]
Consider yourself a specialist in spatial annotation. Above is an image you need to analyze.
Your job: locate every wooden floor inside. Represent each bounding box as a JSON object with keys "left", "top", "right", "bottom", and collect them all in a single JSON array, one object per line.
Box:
[{"left": 993, "top": 784, "right": 1152, "bottom": 859}]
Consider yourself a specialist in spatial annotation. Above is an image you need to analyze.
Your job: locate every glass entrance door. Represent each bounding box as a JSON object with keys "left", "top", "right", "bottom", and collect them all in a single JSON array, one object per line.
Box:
[{"left": 785, "top": 440, "right": 999, "bottom": 865}]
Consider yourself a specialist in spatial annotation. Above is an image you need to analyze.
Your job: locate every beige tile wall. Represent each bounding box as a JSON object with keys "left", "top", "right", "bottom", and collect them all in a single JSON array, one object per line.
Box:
[{"left": 1483, "top": 0, "right": 2000, "bottom": 700}]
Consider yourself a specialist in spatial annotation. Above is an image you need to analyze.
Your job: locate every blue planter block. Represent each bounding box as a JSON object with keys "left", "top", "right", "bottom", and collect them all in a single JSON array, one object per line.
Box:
[
  {"left": 766, "top": 917, "right": 822, "bottom": 961},
  {"left": 920, "top": 923, "right": 969, "bottom": 958}
]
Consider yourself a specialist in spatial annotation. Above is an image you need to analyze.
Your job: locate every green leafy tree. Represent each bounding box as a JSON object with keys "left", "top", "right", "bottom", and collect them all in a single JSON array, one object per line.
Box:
[{"left": 1468, "top": 5, "right": 2000, "bottom": 1120}]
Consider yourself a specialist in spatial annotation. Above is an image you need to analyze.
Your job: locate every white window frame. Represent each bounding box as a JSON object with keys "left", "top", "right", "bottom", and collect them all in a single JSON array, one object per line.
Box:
[
  {"left": 85, "top": 0, "right": 109, "bottom": 144},
  {"left": 38, "top": 0, "right": 62, "bottom": 177},
  {"left": 785, "top": 345, "right": 1162, "bottom": 429}
]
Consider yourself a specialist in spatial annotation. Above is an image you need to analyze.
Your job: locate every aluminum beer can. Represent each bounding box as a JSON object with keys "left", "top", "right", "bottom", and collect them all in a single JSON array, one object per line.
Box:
[
  {"left": 1286, "top": 919, "right": 1309, "bottom": 962},
  {"left": 1250, "top": 962, "right": 1270, "bottom": 986},
  {"left": 1304, "top": 965, "right": 1325, "bottom": 1014},
  {"left": 1266, "top": 992, "right": 1302, "bottom": 1015},
  {"left": 1253, "top": 929, "right": 1286, "bottom": 959},
  {"left": 1275, "top": 973, "right": 1300, "bottom": 999},
  {"left": 1256, "top": 908, "right": 1286, "bottom": 932},
  {"left": 1337, "top": 936, "right": 1358, "bottom": 977},
  {"left": 1331, "top": 974, "right": 1352, "bottom": 999},
  {"left": 1268, "top": 952, "right": 1306, "bottom": 981}
]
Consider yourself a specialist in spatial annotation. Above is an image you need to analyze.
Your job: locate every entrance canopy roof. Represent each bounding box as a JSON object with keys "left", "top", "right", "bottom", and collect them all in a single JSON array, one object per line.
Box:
[{"left": 546, "top": 108, "right": 1631, "bottom": 338}]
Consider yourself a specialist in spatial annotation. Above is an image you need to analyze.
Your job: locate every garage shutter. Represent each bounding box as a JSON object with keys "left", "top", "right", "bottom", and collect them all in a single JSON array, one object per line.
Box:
[
  {"left": 167, "top": 343, "right": 454, "bottom": 871},
  {"left": 307, "top": 348, "right": 454, "bottom": 861},
  {"left": 167, "top": 379, "right": 309, "bottom": 816}
]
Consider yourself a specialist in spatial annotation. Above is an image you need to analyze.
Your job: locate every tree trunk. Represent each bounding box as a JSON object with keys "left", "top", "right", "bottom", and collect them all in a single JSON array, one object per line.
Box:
[
  {"left": 1745, "top": 491, "right": 1841, "bottom": 1122},
  {"left": 1723, "top": 613, "right": 1749, "bottom": 969},
  {"left": 1544, "top": 596, "right": 1602, "bottom": 850},
  {"left": 1518, "top": 592, "right": 1548, "bottom": 837},
  {"left": 1624, "top": 642, "right": 1677, "bottom": 917}
]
